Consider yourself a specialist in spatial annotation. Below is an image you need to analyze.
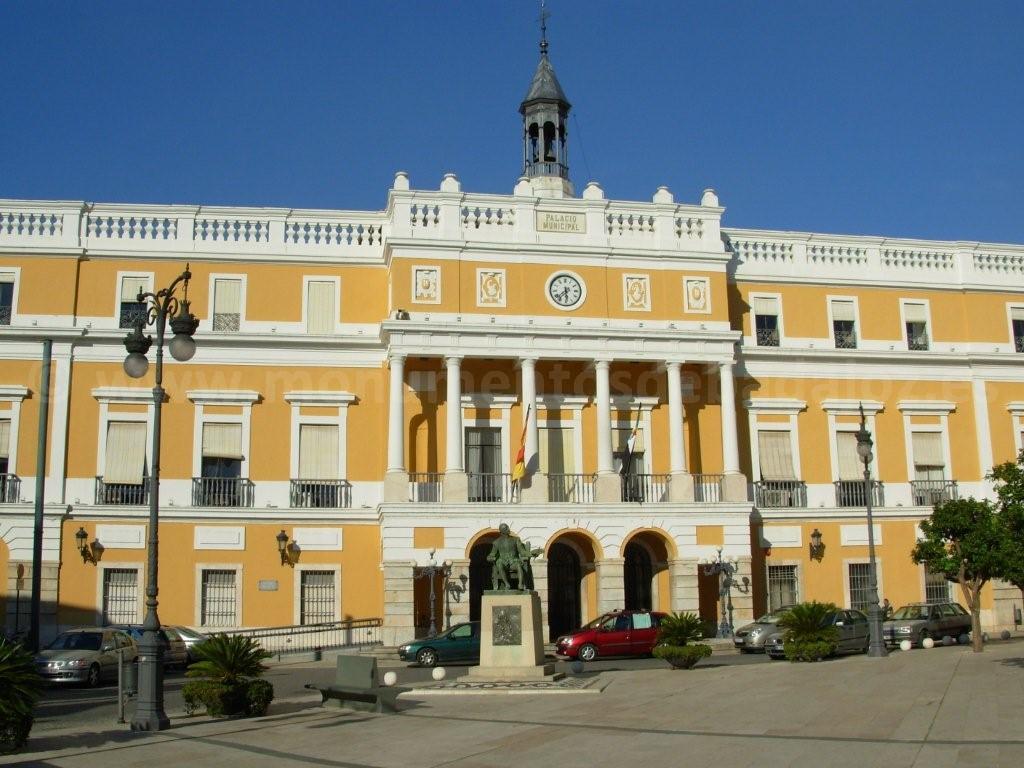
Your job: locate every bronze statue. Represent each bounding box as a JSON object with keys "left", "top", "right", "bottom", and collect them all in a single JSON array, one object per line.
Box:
[{"left": 486, "top": 523, "right": 541, "bottom": 591}]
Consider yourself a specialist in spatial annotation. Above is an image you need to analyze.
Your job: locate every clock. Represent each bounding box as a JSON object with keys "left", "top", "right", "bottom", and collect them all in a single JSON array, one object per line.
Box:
[{"left": 546, "top": 272, "right": 585, "bottom": 309}]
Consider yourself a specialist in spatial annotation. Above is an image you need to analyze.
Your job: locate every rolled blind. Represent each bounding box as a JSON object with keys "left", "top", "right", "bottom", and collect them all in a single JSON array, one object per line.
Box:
[
  {"left": 214, "top": 279, "right": 241, "bottom": 314},
  {"left": 104, "top": 421, "right": 147, "bottom": 484},
  {"left": 202, "top": 423, "right": 243, "bottom": 459},
  {"left": 1012, "top": 307, "right": 1024, "bottom": 322},
  {"left": 299, "top": 424, "right": 339, "bottom": 480},
  {"left": 758, "top": 430, "right": 796, "bottom": 480},
  {"left": 912, "top": 432, "right": 945, "bottom": 467},
  {"left": 836, "top": 431, "right": 862, "bottom": 480},
  {"left": 903, "top": 303, "right": 927, "bottom": 323},
  {"left": 306, "top": 281, "right": 335, "bottom": 334},
  {"left": 539, "top": 426, "right": 575, "bottom": 474},
  {"left": 0, "top": 419, "right": 10, "bottom": 459},
  {"left": 831, "top": 300, "right": 855, "bottom": 322},
  {"left": 751, "top": 296, "right": 779, "bottom": 316},
  {"left": 120, "top": 276, "right": 149, "bottom": 302},
  {"left": 614, "top": 425, "right": 645, "bottom": 453}
]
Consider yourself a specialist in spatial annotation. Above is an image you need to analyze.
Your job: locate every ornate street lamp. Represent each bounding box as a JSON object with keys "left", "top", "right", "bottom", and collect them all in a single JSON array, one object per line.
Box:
[
  {"left": 855, "top": 403, "right": 888, "bottom": 658},
  {"left": 701, "top": 547, "right": 737, "bottom": 638},
  {"left": 122, "top": 266, "right": 199, "bottom": 730},
  {"left": 416, "top": 549, "right": 452, "bottom": 637}
]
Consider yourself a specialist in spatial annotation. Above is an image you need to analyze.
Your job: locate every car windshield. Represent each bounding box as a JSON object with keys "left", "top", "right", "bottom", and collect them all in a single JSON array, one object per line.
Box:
[
  {"left": 580, "top": 614, "right": 615, "bottom": 631},
  {"left": 47, "top": 632, "right": 102, "bottom": 651},
  {"left": 754, "top": 608, "right": 791, "bottom": 624},
  {"left": 175, "top": 627, "right": 205, "bottom": 641},
  {"left": 891, "top": 606, "right": 930, "bottom": 621}
]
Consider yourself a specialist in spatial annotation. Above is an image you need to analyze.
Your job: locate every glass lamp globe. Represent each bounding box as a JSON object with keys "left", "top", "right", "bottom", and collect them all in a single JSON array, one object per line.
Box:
[
  {"left": 168, "top": 333, "right": 196, "bottom": 362},
  {"left": 123, "top": 352, "right": 149, "bottom": 378}
]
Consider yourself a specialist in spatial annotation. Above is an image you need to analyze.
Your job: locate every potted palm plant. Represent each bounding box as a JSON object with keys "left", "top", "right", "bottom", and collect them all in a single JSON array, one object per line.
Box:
[
  {"left": 777, "top": 602, "right": 840, "bottom": 662},
  {"left": 183, "top": 634, "right": 273, "bottom": 717},
  {"left": 0, "top": 637, "right": 43, "bottom": 753},
  {"left": 652, "top": 612, "right": 713, "bottom": 669}
]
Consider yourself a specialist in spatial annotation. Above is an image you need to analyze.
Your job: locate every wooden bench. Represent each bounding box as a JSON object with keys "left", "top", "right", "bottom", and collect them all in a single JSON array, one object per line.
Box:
[{"left": 305, "top": 654, "right": 407, "bottom": 713}]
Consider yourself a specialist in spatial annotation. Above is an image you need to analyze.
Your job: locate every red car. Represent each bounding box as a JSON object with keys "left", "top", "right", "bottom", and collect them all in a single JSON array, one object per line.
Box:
[{"left": 554, "top": 610, "right": 667, "bottom": 661}]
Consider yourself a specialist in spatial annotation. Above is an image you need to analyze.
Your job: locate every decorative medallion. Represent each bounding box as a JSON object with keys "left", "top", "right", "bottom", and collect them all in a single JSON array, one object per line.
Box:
[
  {"left": 492, "top": 605, "right": 523, "bottom": 646},
  {"left": 545, "top": 271, "right": 586, "bottom": 310},
  {"left": 684, "top": 276, "right": 711, "bottom": 313},
  {"left": 477, "top": 269, "right": 506, "bottom": 308},
  {"left": 412, "top": 266, "right": 440, "bottom": 304},
  {"left": 623, "top": 274, "right": 651, "bottom": 311}
]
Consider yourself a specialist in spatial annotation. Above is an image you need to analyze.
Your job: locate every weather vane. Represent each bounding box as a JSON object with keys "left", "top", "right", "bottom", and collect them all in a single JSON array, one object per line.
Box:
[{"left": 539, "top": 0, "right": 550, "bottom": 55}]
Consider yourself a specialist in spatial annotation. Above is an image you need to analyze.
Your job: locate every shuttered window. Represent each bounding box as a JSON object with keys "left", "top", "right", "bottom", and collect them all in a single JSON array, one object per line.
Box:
[
  {"left": 613, "top": 425, "right": 645, "bottom": 474},
  {"left": 0, "top": 274, "right": 13, "bottom": 325},
  {"left": 104, "top": 422, "right": 147, "bottom": 484},
  {"left": 836, "top": 431, "right": 863, "bottom": 480},
  {"left": 202, "top": 423, "right": 243, "bottom": 460},
  {"left": 758, "top": 430, "right": 796, "bottom": 480},
  {"left": 539, "top": 426, "right": 575, "bottom": 475},
  {"left": 831, "top": 300, "right": 855, "bottom": 321},
  {"left": 0, "top": 419, "right": 10, "bottom": 460},
  {"left": 752, "top": 296, "right": 779, "bottom": 317},
  {"left": 912, "top": 432, "right": 945, "bottom": 470},
  {"left": 306, "top": 281, "right": 336, "bottom": 334},
  {"left": 213, "top": 279, "right": 242, "bottom": 332},
  {"left": 119, "top": 276, "right": 150, "bottom": 328},
  {"left": 1011, "top": 307, "right": 1024, "bottom": 352},
  {"left": 298, "top": 424, "right": 338, "bottom": 480}
]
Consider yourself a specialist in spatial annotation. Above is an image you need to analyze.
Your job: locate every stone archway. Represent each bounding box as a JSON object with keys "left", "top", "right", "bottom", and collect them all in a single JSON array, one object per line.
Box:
[
  {"left": 623, "top": 540, "right": 653, "bottom": 611},
  {"left": 545, "top": 530, "right": 600, "bottom": 640},
  {"left": 468, "top": 534, "right": 498, "bottom": 622},
  {"left": 621, "top": 529, "right": 674, "bottom": 614}
]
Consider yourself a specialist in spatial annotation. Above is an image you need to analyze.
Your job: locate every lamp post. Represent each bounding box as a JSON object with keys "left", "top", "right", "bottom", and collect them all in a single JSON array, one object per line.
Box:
[
  {"left": 122, "top": 266, "right": 199, "bottom": 730},
  {"left": 416, "top": 550, "right": 452, "bottom": 637},
  {"left": 855, "top": 403, "right": 888, "bottom": 658},
  {"left": 701, "top": 547, "right": 737, "bottom": 638}
]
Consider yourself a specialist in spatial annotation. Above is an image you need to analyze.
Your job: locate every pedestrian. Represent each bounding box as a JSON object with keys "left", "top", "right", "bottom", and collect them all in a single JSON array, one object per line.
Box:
[{"left": 882, "top": 598, "right": 893, "bottom": 619}]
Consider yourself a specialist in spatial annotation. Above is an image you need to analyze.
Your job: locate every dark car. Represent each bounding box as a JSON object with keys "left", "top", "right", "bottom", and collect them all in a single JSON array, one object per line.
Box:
[
  {"left": 35, "top": 627, "right": 137, "bottom": 686},
  {"left": 397, "top": 621, "right": 480, "bottom": 667},
  {"left": 554, "top": 610, "right": 667, "bottom": 662},
  {"left": 882, "top": 602, "right": 972, "bottom": 647},
  {"left": 765, "top": 609, "right": 871, "bottom": 659},
  {"left": 111, "top": 625, "right": 189, "bottom": 668}
]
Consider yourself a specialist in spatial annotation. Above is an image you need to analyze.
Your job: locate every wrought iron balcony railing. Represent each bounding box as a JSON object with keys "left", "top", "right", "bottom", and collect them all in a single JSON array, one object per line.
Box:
[
  {"left": 95, "top": 476, "right": 150, "bottom": 505},
  {"left": 911, "top": 480, "right": 959, "bottom": 507},
  {"left": 834, "top": 479, "right": 885, "bottom": 508},
  {"left": 408, "top": 472, "right": 443, "bottom": 503},
  {"left": 468, "top": 472, "right": 516, "bottom": 503},
  {"left": 755, "top": 328, "right": 780, "bottom": 347},
  {"left": 192, "top": 477, "right": 255, "bottom": 507},
  {"left": 754, "top": 480, "right": 808, "bottom": 508},
  {"left": 621, "top": 474, "right": 670, "bottom": 503},
  {"left": 694, "top": 473, "right": 725, "bottom": 503},
  {"left": 289, "top": 479, "right": 352, "bottom": 508},
  {"left": 547, "top": 473, "right": 596, "bottom": 503},
  {"left": 0, "top": 473, "right": 20, "bottom": 503}
]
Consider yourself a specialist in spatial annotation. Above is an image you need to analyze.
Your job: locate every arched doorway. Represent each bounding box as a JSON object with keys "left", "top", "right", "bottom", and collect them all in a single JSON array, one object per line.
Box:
[
  {"left": 547, "top": 542, "right": 581, "bottom": 640},
  {"left": 468, "top": 536, "right": 497, "bottom": 622},
  {"left": 623, "top": 541, "right": 653, "bottom": 611}
]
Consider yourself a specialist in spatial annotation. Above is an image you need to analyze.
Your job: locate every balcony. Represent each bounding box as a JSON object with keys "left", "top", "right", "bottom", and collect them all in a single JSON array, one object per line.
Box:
[
  {"left": 95, "top": 476, "right": 150, "bottom": 505},
  {"left": 694, "top": 473, "right": 725, "bottom": 503},
  {"left": 192, "top": 477, "right": 255, "bottom": 507},
  {"left": 0, "top": 473, "right": 20, "bottom": 503},
  {"left": 468, "top": 473, "right": 516, "bottom": 503},
  {"left": 409, "top": 473, "right": 443, "bottom": 503},
  {"left": 754, "top": 480, "right": 808, "bottom": 508},
  {"left": 289, "top": 480, "right": 352, "bottom": 509},
  {"left": 834, "top": 480, "right": 884, "bottom": 508},
  {"left": 911, "top": 480, "right": 959, "bottom": 507},
  {"left": 621, "top": 474, "right": 670, "bottom": 503},
  {"left": 548, "top": 473, "right": 596, "bottom": 503}
]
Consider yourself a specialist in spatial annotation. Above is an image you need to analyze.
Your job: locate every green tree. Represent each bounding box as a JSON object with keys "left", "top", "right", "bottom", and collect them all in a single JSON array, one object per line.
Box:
[
  {"left": 911, "top": 498, "right": 1006, "bottom": 652},
  {"left": 989, "top": 451, "right": 1024, "bottom": 593}
]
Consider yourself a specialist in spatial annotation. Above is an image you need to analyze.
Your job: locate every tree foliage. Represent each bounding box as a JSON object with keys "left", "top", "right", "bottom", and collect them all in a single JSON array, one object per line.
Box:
[
  {"left": 989, "top": 451, "right": 1024, "bottom": 592},
  {"left": 186, "top": 634, "right": 270, "bottom": 686}
]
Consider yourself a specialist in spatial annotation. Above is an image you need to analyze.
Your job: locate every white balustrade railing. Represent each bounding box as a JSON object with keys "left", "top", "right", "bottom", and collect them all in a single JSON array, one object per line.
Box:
[
  {"left": 462, "top": 205, "right": 515, "bottom": 230},
  {"left": 606, "top": 210, "right": 655, "bottom": 238},
  {"left": 0, "top": 210, "right": 63, "bottom": 237},
  {"left": 195, "top": 217, "right": 270, "bottom": 243},
  {"left": 87, "top": 215, "right": 178, "bottom": 240}
]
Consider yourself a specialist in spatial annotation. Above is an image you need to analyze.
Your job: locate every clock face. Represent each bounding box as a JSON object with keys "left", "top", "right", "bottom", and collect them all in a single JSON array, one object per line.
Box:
[{"left": 548, "top": 273, "right": 584, "bottom": 308}]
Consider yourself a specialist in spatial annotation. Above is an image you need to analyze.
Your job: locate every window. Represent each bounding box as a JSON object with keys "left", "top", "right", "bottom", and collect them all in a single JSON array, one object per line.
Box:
[
  {"left": 831, "top": 299, "right": 857, "bottom": 349},
  {"left": 911, "top": 432, "right": 947, "bottom": 504},
  {"left": 0, "top": 418, "right": 10, "bottom": 476},
  {"left": 757, "top": 431, "right": 796, "bottom": 482},
  {"left": 102, "top": 568, "right": 139, "bottom": 624},
  {"left": 212, "top": 278, "right": 242, "bottom": 332},
  {"left": 300, "top": 570, "right": 337, "bottom": 625},
  {"left": 539, "top": 426, "right": 575, "bottom": 475},
  {"left": 466, "top": 427, "right": 502, "bottom": 501},
  {"left": 924, "top": 566, "right": 952, "bottom": 604},
  {"left": 119, "top": 275, "right": 150, "bottom": 328},
  {"left": 200, "top": 423, "right": 243, "bottom": 506},
  {"left": 0, "top": 274, "right": 13, "bottom": 325},
  {"left": 848, "top": 563, "right": 874, "bottom": 612},
  {"left": 101, "top": 421, "right": 148, "bottom": 504},
  {"left": 767, "top": 565, "right": 798, "bottom": 611},
  {"left": 613, "top": 425, "right": 646, "bottom": 474},
  {"left": 1011, "top": 307, "right": 1024, "bottom": 353},
  {"left": 306, "top": 280, "right": 336, "bottom": 334},
  {"left": 297, "top": 424, "right": 340, "bottom": 507},
  {"left": 200, "top": 569, "right": 238, "bottom": 627},
  {"left": 752, "top": 296, "right": 780, "bottom": 347},
  {"left": 903, "top": 302, "right": 929, "bottom": 350}
]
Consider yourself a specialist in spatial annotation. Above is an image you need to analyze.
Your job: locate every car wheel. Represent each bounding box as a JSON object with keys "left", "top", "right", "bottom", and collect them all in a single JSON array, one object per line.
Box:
[
  {"left": 416, "top": 648, "right": 438, "bottom": 668},
  {"left": 86, "top": 664, "right": 101, "bottom": 688},
  {"left": 578, "top": 643, "right": 598, "bottom": 663}
]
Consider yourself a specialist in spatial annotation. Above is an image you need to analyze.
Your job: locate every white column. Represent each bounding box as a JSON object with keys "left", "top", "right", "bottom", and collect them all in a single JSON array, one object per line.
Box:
[
  {"left": 386, "top": 354, "right": 406, "bottom": 473},
  {"left": 520, "top": 357, "right": 539, "bottom": 469},
  {"left": 445, "top": 356, "right": 463, "bottom": 472},
  {"left": 666, "top": 361, "right": 685, "bottom": 473},
  {"left": 719, "top": 361, "right": 740, "bottom": 473},
  {"left": 596, "top": 359, "right": 613, "bottom": 475},
  {"left": 971, "top": 377, "right": 994, "bottom": 493}
]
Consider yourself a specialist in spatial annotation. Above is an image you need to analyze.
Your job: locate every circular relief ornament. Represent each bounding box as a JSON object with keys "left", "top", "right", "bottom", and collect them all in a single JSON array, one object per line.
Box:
[{"left": 546, "top": 272, "right": 585, "bottom": 309}]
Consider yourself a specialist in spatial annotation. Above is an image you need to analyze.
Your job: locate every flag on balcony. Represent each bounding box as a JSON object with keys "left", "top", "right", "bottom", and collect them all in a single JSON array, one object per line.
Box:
[
  {"left": 511, "top": 405, "right": 531, "bottom": 486},
  {"left": 620, "top": 405, "right": 642, "bottom": 476}
]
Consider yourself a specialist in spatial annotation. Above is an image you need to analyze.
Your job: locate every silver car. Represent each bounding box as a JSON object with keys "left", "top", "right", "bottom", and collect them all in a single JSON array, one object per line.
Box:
[
  {"left": 35, "top": 627, "right": 137, "bottom": 686},
  {"left": 882, "top": 602, "right": 971, "bottom": 647},
  {"left": 765, "top": 609, "right": 871, "bottom": 659},
  {"left": 733, "top": 606, "right": 794, "bottom": 652}
]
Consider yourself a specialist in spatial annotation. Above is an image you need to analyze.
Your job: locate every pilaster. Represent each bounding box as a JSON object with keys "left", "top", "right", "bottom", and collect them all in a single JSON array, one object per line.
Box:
[
  {"left": 669, "top": 558, "right": 700, "bottom": 614},
  {"left": 595, "top": 558, "right": 625, "bottom": 614},
  {"left": 445, "top": 558, "right": 471, "bottom": 629},
  {"left": 732, "top": 556, "right": 754, "bottom": 626},
  {"left": 381, "top": 561, "right": 416, "bottom": 647},
  {"left": 669, "top": 472, "right": 695, "bottom": 502}
]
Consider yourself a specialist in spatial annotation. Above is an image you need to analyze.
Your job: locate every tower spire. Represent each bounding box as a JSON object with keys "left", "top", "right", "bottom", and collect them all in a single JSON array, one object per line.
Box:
[{"left": 540, "top": 0, "right": 549, "bottom": 57}]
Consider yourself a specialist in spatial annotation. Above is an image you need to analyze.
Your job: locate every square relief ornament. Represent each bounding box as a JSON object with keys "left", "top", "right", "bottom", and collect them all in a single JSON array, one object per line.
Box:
[
  {"left": 684, "top": 277, "right": 711, "bottom": 313},
  {"left": 412, "top": 266, "right": 440, "bottom": 304},
  {"left": 477, "top": 269, "right": 507, "bottom": 308},
  {"left": 623, "top": 274, "right": 651, "bottom": 311}
]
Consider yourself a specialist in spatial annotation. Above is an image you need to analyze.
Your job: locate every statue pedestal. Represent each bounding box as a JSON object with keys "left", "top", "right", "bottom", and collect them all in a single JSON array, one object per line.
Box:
[{"left": 467, "top": 591, "right": 561, "bottom": 681}]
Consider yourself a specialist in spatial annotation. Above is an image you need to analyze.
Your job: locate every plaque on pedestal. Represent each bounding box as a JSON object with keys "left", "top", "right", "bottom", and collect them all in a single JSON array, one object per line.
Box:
[{"left": 467, "top": 591, "right": 560, "bottom": 681}]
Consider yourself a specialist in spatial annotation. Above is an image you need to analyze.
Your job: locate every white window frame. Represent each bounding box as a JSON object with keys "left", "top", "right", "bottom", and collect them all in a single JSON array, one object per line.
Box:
[
  {"left": 899, "top": 298, "right": 932, "bottom": 351},
  {"left": 115, "top": 271, "right": 154, "bottom": 323},
  {"left": 827, "top": 295, "right": 860, "bottom": 348},
  {"left": 0, "top": 385, "right": 29, "bottom": 474},
  {"left": 898, "top": 400, "right": 956, "bottom": 482},
  {"left": 0, "top": 267, "right": 23, "bottom": 325},
  {"left": 745, "top": 398, "right": 807, "bottom": 481},
  {"left": 537, "top": 395, "right": 589, "bottom": 475},
  {"left": 461, "top": 394, "right": 516, "bottom": 473},
  {"left": 822, "top": 400, "right": 882, "bottom": 482},
  {"left": 765, "top": 560, "right": 801, "bottom": 611},
  {"left": 284, "top": 391, "right": 356, "bottom": 480},
  {"left": 611, "top": 396, "right": 658, "bottom": 473},
  {"left": 92, "top": 387, "right": 154, "bottom": 480},
  {"left": 1008, "top": 402, "right": 1024, "bottom": 456},
  {"left": 749, "top": 291, "right": 784, "bottom": 346},
  {"left": 207, "top": 273, "right": 247, "bottom": 333},
  {"left": 195, "top": 563, "right": 243, "bottom": 629},
  {"left": 302, "top": 276, "right": 341, "bottom": 334},
  {"left": 187, "top": 390, "right": 260, "bottom": 479},
  {"left": 293, "top": 564, "right": 341, "bottom": 626},
  {"left": 96, "top": 562, "right": 144, "bottom": 625},
  {"left": 1006, "top": 302, "right": 1024, "bottom": 350},
  {"left": 843, "top": 557, "right": 884, "bottom": 611}
]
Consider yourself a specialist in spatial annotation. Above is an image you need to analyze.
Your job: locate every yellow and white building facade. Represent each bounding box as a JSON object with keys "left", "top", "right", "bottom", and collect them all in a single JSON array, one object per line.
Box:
[{"left": 1, "top": 46, "right": 1023, "bottom": 645}]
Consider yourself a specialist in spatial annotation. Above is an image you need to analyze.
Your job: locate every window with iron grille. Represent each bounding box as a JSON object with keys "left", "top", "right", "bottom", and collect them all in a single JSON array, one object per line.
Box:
[
  {"left": 903, "top": 303, "right": 929, "bottom": 350},
  {"left": 767, "top": 565, "right": 798, "bottom": 611},
  {"left": 848, "top": 562, "right": 874, "bottom": 612},
  {"left": 0, "top": 278, "right": 13, "bottom": 325},
  {"left": 200, "top": 569, "right": 238, "bottom": 627},
  {"left": 300, "top": 570, "right": 337, "bottom": 625},
  {"left": 102, "top": 568, "right": 139, "bottom": 624},
  {"left": 752, "top": 296, "right": 781, "bottom": 347},
  {"left": 212, "top": 278, "right": 242, "bottom": 332},
  {"left": 119, "top": 275, "right": 150, "bottom": 329},
  {"left": 831, "top": 299, "right": 857, "bottom": 349},
  {"left": 924, "top": 567, "right": 952, "bottom": 604},
  {"left": 1013, "top": 316, "right": 1024, "bottom": 353}
]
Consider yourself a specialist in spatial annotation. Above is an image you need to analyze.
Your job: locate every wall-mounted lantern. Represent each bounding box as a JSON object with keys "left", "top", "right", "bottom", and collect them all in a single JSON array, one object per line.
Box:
[
  {"left": 808, "top": 528, "right": 826, "bottom": 562},
  {"left": 75, "top": 526, "right": 104, "bottom": 565}
]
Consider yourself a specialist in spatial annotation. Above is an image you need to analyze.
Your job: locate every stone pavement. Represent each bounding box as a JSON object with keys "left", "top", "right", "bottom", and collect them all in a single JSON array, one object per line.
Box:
[{"left": 9, "top": 638, "right": 1024, "bottom": 768}]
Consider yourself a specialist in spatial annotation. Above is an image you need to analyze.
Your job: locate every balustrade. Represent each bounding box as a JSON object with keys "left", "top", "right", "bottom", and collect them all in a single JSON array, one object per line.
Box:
[
  {"left": 409, "top": 473, "right": 443, "bottom": 503},
  {"left": 834, "top": 480, "right": 884, "bottom": 508},
  {"left": 0, "top": 474, "right": 20, "bottom": 503},
  {"left": 547, "top": 473, "right": 596, "bottom": 503},
  {"left": 95, "top": 476, "right": 149, "bottom": 505},
  {"left": 468, "top": 472, "right": 516, "bottom": 503},
  {"left": 911, "top": 480, "right": 959, "bottom": 507},
  {"left": 693, "top": 474, "right": 725, "bottom": 503},
  {"left": 192, "top": 477, "right": 254, "bottom": 508},
  {"left": 290, "top": 479, "right": 352, "bottom": 509},
  {"left": 754, "top": 480, "right": 808, "bottom": 508},
  {"left": 620, "top": 474, "right": 670, "bottom": 503}
]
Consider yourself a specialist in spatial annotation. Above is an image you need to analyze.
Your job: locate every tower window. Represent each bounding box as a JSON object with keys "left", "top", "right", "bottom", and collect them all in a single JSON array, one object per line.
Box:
[{"left": 543, "top": 121, "right": 556, "bottom": 162}]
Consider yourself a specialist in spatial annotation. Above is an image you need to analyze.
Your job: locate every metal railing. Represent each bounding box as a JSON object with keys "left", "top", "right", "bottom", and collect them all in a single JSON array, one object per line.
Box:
[
  {"left": 754, "top": 480, "right": 808, "bottom": 508},
  {"left": 95, "top": 476, "right": 150, "bottom": 505},
  {"left": 222, "top": 617, "right": 382, "bottom": 658},
  {"left": 524, "top": 161, "right": 568, "bottom": 180},
  {"left": 409, "top": 472, "right": 443, "bottom": 502},
  {"left": 1016, "top": 334, "right": 1024, "bottom": 353},
  {"left": 833, "top": 323, "right": 858, "bottom": 349},
  {"left": 192, "top": 477, "right": 255, "bottom": 507},
  {"left": 468, "top": 472, "right": 516, "bottom": 503},
  {"left": 911, "top": 480, "right": 959, "bottom": 507},
  {"left": 289, "top": 479, "right": 352, "bottom": 508},
  {"left": 621, "top": 474, "right": 670, "bottom": 503},
  {"left": 907, "top": 333, "right": 930, "bottom": 351},
  {"left": 0, "top": 473, "right": 20, "bottom": 503},
  {"left": 548, "top": 473, "right": 596, "bottom": 503},
  {"left": 756, "top": 328, "right": 780, "bottom": 347},
  {"left": 834, "top": 480, "right": 885, "bottom": 507},
  {"left": 0, "top": 305, "right": 10, "bottom": 326},
  {"left": 694, "top": 473, "right": 725, "bottom": 503}
]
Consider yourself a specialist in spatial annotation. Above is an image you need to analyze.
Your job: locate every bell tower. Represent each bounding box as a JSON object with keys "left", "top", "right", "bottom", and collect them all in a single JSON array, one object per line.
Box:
[{"left": 519, "top": 7, "right": 573, "bottom": 198}]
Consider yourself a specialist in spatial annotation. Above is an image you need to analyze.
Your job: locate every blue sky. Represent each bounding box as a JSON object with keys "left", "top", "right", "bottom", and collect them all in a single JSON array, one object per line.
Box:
[{"left": 2, "top": 1, "right": 1022, "bottom": 243}]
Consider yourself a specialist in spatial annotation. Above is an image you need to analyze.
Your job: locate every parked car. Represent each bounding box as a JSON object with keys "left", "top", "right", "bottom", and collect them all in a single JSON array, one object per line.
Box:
[
  {"left": 169, "top": 625, "right": 209, "bottom": 662},
  {"left": 882, "top": 602, "right": 971, "bottom": 647},
  {"left": 554, "top": 610, "right": 667, "bottom": 662},
  {"left": 35, "top": 627, "right": 137, "bottom": 686},
  {"left": 733, "top": 605, "right": 795, "bottom": 652},
  {"left": 111, "top": 625, "right": 189, "bottom": 668},
  {"left": 765, "top": 608, "right": 871, "bottom": 659},
  {"left": 398, "top": 621, "right": 480, "bottom": 667}
]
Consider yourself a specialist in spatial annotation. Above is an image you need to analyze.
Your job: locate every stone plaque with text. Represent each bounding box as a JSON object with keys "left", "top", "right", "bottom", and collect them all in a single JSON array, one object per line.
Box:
[{"left": 536, "top": 211, "right": 586, "bottom": 234}]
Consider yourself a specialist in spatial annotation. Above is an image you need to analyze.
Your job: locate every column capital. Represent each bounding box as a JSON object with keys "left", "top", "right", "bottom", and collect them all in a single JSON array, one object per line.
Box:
[
  {"left": 662, "top": 360, "right": 683, "bottom": 372},
  {"left": 515, "top": 356, "right": 539, "bottom": 369},
  {"left": 593, "top": 358, "right": 612, "bottom": 371},
  {"left": 718, "top": 359, "right": 736, "bottom": 370},
  {"left": 388, "top": 352, "right": 407, "bottom": 366},
  {"left": 443, "top": 355, "right": 463, "bottom": 366}
]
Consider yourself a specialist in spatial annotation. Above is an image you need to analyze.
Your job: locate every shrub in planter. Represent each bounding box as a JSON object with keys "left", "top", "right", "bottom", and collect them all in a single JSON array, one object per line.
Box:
[
  {"left": 653, "top": 643, "right": 712, "bottom": 669},
  {"left": 777, "top": 602, "right": 839, "bottom": 662},
  {"left": 184, "top": 634, "right": 272, "bottom": 717},
  {"left": 0, "top": 637, "right": 43, "bottom": 753},
  {"left": 654, "top": 612, "right": 713, "bottom": 670},
  {"left": 782, "top": 639, "right": 836, "bottom": 663},
  {"left": 182, "top": 680, "right": 246, "bottom": 717},
  {"left": 245, "top": 679, "right": 275, "bottom": 716}
]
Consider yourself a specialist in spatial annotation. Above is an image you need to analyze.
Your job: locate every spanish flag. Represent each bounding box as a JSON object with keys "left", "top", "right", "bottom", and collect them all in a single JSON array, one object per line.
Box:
[{"left": 511, "top": 404, "right": 531, "bottom": 485}]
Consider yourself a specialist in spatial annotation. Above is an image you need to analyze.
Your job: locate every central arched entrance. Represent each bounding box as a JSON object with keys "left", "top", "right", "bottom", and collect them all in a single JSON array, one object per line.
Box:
[
  {"left": 621, "top": 529, "right": 674, "bottom": 613},
  {"left": 468, "top": 534, "right": 497, "bottom": 622},
  {"left": 623, "top": 541, "right": 653, "bottom": 611},
  {"left": 546, "top": 542, "right": 581, "bottom": 640}
]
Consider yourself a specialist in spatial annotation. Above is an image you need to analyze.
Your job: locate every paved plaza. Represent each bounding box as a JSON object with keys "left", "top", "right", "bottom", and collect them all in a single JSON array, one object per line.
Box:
[{"left": 10, "top": 639, "right": 1024, "bottom": 768}]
